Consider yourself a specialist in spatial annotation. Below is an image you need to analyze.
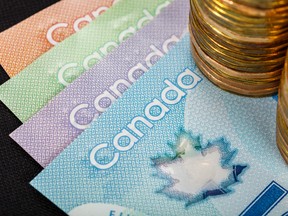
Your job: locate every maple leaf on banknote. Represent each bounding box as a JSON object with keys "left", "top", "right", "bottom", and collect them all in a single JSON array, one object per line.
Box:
[{"left": 152, "top": 129, "right": 247, "bottom": 207}]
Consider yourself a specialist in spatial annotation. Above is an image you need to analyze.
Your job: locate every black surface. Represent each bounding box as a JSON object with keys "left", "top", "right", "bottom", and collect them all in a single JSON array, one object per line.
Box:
[{"left": 0, "top": 65, "right": 9, "bottom": 85}]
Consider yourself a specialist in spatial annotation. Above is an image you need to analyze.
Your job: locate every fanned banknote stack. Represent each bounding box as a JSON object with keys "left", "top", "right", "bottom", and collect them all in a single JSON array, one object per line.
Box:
[
  {"left": 189, "top": 0, "right": 288, "bottom": 96},
  {"left": 277, "top": 50, "right": 288, "bottom": 163},
  {"left": 1, "top": 0, "right": 288, "bottom": 215}
]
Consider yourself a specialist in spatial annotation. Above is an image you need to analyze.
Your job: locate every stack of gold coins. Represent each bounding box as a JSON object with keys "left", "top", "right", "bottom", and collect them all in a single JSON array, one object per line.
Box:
[
  {"left": 189, "top": 0, "right": 288, "bottom": 97},
  {"left": 277, "top": 50, "right": 288, "bottom": 163}
]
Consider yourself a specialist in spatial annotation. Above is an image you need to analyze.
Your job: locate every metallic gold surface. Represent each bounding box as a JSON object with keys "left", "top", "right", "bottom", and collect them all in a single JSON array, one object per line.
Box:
[
  {"left": 276, "top": 50, "right": 288, "bottom": 163},
  {"left": 190, "top": 32, "right": 282, "bottom": 83},
  {"left": 189, "top": 0, "right": 288, "bottom": 96},
  {"left": 191, "top": 42, "right": 279, "bottom": 96}
]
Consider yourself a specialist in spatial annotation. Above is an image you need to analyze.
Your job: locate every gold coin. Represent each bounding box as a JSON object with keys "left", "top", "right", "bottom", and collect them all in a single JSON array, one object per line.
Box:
[
  {"left": 211, "top": 0, "right": 288, "bottom": 18},
  {"left": 276, "top": 50, "right": 288, "bottom": 163},
  {"left": 202, "top": 0, "right": 288, "bottom": 37},
  {"left": 191, "top": 0, "right": 288, "bottom": 46},
  {"left": 276, "top": 124, "right": 288, "bottom": 163},
  {"left": 232, "top": 0, "right": 288, "bottom": 10},
  {"left": 189, "top": 0, "right": 288, "bottom": 96},
  {"left": 189, "top": 18, "right": 287, "bottom": 76},
  {"left": 277, "top": 106, "right": 288, "bottom": 142},
  {"left": 278, "top": 51, "right": 288, "bottom": 115},
  {"left": 278, "top": 93, "right": 288, "bottom": 120},
  {"left": 190, "top": 14, "right": 287, "bottom": 61},
  {"left": 189, "top": 31, "right": 283, "bottom": 83},
  {"left": 190, "top": 12, "right": 288, "bottom": 61},
  {"left": 191, "top": 42, "right": 279, "bottom": 96},
  {"left": 280, "top": 54, "right": 288, "bottom": 88},
  {"left": 192, "top": 31, "right": 285, "bottom": 72}
]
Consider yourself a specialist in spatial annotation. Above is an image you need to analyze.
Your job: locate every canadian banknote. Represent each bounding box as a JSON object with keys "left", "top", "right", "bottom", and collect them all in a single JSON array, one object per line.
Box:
[
  {"left": 11, "top": 0, "right": 188, "bottom": 168},
  {"left": 31, "top": 35, "right": 288, "bottom": 215}
]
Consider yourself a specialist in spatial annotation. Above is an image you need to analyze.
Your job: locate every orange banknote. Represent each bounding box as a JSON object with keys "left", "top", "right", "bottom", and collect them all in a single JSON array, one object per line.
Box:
[{"left": 0, "top": 0, "right": 115, "bottom": 77}]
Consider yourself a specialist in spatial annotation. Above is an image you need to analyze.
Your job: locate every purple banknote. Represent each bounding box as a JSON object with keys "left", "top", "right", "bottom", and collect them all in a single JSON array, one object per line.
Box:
[{"left": 11, "top": 0, "right": 189, "bottom": 167}]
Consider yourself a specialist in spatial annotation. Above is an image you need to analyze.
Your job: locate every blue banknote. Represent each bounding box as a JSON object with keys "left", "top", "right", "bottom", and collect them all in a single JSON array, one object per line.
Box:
[{"left": 32, "top": 34, "right": 288, "bottom": 215}]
